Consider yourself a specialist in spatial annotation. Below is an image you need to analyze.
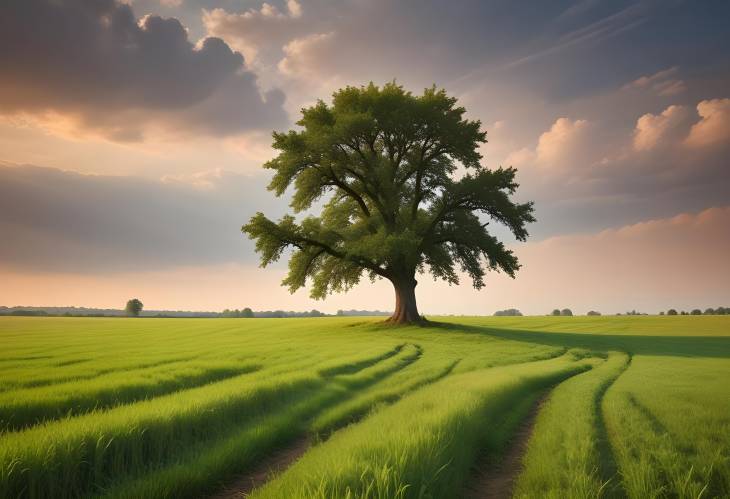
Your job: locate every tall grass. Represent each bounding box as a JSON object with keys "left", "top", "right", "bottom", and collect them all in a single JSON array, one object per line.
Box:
[
  {"left": 0, "top": 316, "right": 728, "bottom": 498},
  {"left": 0, "top": 361, "right": 260, "bottom": 431},
  {"left": 603, "top": 355, "right": 730, "bottom": 498},
  {"left": 513, "top": 352, "right": 629, "bottom": 499},
  {"left": 251, "top": 354, "right": 593, "bottom": 499}
]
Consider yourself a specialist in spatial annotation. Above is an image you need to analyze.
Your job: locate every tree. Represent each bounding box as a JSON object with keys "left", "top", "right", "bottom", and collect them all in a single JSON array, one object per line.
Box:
[
  {"left": 704, "top": 308, "right": 715, "bottom": 315},
  {"left": 494, "top": 308, "right": 522, "bottom": 316},
  {"left": 241, "top": 307, "right": 254, "bottom": 318},
  {"left": 587, "top": 310, "right": 601, "bottom": 316},
  {"left": 690, "top": 309, "right": 702, "bottom": 315},
  {"left": 125, "top": 299, "right": 143, "bottom": 317},
  {"left": 667, "top": 309, "right": 678, "bottom": 315},
  {"left": 243, "top": 83, "right": 535, "bottom": 324},
  {"left": 551, "top": 309, "right": 561, "bottom": 316},
  {"left": 561, "top": 308, "right": 573, "bottom": 316}
]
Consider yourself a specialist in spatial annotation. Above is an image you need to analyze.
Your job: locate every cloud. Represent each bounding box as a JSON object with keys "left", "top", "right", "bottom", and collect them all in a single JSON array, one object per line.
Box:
[
  {"left": 0, "top": 164, "right": 285, "bottom": 272},
  {"left": 633, "top": 105, "right": 691, "bottom": 151},
  {"left": 496, "top": 205, "right": 730, "bottom": 314},
  {"left": 0, "top": 0, "right": 287, "bottom": 141},
  {"left": 2, "top": 206, "right": 727, "bottom": 314},
  {"left": 202, "top": 1, "right": 305, "bottom": 66},
  {"left": 278, "top": 32, "right": 337, "bottom": 80},
  {"left": 623, "top": 67, "right": 686, "bottom": 97},
  {"left": 685, "top": 98, "right": 730, "bottom": 148},
  {"left": 499, "top": 96, "right": 730, "bottom": 238},
  {"left": 504, "top": 147, "right": 535, "bottom": 168},
  {"left": 535, "top": 117, "right": 592, "bottom": 167},
  {"left": 203, "top": 0, "right": 307, "bottom": 63},
  {"left": 632, "top": 99, "right": 730, "bottom": 152}
]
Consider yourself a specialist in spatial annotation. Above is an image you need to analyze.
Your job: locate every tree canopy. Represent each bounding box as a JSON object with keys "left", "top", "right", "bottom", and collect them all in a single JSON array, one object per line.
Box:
[
  {"left": 243, "top": 82, "right": 535, "bottom": 323},
  {"left": 125, "top": 299, "right": 143, "bottom": 317}
]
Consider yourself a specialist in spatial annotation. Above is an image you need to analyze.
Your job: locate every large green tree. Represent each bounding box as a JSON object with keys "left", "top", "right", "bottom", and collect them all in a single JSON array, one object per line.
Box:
[{"left": 243, "top": 83, "right": 535, "bottom": 324}]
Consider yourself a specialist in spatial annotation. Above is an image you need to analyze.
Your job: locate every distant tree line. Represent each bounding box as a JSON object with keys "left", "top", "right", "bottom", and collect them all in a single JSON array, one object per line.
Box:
[
  {"left": 221, "top": 308, "right": 254, "bottom": 318},
  {"left": 551, "top": 308, "right": 573, "bottom": 316},
  {"left": 0, "top": 306, "right": 388, "bottom": 318},
  {"left": 336, "top": 309, "right": 391, "bottom": 317},
  {"left": 665, "top": 307, "right": 728, "bottom": 315},
  {"left": 245, "top": 309, "right": 326, "bottom": 318},
  {"left": 493, "top": 308, "right": 523, "bottom": 316}
]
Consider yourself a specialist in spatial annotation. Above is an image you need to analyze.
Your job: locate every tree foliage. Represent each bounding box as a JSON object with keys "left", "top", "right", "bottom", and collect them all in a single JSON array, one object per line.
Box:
[
  {"left": 243, "top": 82, "right": 535, "bottom": 323},
  {"left": 125, "top": 299, "right": 143, "bottom": 317}
]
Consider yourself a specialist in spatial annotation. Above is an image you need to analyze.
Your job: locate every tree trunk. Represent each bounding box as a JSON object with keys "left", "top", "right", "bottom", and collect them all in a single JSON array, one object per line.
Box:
[{"left": 386, "top": 277, "right": 421, "bottom": 324}]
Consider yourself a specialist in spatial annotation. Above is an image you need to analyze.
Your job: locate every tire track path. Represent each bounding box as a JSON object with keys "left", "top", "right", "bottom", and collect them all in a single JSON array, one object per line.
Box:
[
  {"left": 209, "top": 437, "right": 310, "bottom": 499},
  {"left": 464, "top": 391, "right": 550, "bottom": 499}
]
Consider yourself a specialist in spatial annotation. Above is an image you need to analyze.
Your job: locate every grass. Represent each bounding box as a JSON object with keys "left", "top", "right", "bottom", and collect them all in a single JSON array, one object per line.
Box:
[{"left": 0, "top": 315, "right": 727, "bottom": 498}]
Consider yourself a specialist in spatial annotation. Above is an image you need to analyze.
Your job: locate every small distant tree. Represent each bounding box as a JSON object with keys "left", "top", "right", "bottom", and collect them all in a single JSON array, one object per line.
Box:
[
  {"left": 551, "top": 309, "right": 561, "bottom": 316},
  {"left": 587, "top": 310, "right": 601, "bottom": 316},
  {"left": 494, "top": 308, "right": 522, "bottom": 316},
  {"left": 560, "top": 308, "right": 573, "bottom": 316},
  {"left": 241, "top": 307, "right": 254, "bottom": 318},
  {"left": 690, "top": 309, "right": 702, "bottom": 315},
  {"left": 704, "top": 308, "right": 715, "bottom": 315},
  {"left": 659, "top": 311, "right": 665, "bottom": 315},
  {"left": 125, "top": 299, "right": 143, "bottom": 317},
  {"left": 667, "top": 309, "right": 678, "bottom": 315},
  {"left": 717, "top": 307, "right": 726, "bottom": 315}
]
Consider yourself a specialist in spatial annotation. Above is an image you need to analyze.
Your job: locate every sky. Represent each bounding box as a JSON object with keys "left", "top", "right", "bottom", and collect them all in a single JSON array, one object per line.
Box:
[{"left": 1, "top": 0, "right": 729, "bottom": 315}]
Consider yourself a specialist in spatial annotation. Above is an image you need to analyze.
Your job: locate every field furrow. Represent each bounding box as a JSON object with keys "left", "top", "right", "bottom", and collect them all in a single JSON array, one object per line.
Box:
[
  {"left": 0, "top": 362, "right": 261, "bottom": 431},
  {"left": 93, "top": 345, "right": 424, "bottom": 498},
  {"left": 250, "top": 354, "right": 593, "bottom": 499},
  {"left": 603, "top": 354, "right": 730, "bottom": 498},
  {"left": 513, "top": 351, "right": 629, "bottom": 499}
]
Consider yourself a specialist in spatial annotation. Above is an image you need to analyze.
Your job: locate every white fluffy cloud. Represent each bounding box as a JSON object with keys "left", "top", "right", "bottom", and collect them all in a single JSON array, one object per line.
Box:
[
  {"left": 633, "top": 105, "right": 691, "bottom": 151},
  {"left": 685, "top": 98, "right": 730, "bottom": 148},
  {"left": 278, "top": 32, "right": 337, "bottom": 80},
  {"left": 202, "top": 1, "right": 304, "bottom": 66},
  {"left": 505, "top": 117, "right": 597, "bottom": 171},
  {"left": 535, "top": 118, "right": 592, "bottom": 167}
]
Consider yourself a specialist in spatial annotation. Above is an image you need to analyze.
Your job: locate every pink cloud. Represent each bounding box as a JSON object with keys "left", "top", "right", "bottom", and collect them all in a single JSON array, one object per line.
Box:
[
  {"left": 633, "top": 104, "right": 690, "bottom": 151},
  {"left": 685, "top": 98, "right": 730, "bottom": 148},
  {"left": 3, "top": 207, "right": 727, "bottom": 315}
]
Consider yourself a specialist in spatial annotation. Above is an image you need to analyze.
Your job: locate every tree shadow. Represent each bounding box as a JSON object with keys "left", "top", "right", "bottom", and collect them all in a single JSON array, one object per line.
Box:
[{"left": 425, "top": 321, "right": 730, "bottom": 358}]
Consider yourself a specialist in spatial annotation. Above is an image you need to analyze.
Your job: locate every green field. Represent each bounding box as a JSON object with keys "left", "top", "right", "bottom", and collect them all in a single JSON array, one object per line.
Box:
[{"left": 0, "top": 316, "right": 728, "bottom": 498}]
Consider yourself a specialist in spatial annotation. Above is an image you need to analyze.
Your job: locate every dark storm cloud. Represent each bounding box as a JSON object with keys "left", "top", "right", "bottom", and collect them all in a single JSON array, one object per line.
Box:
[
  {"left": 0, "top": 0, "right": 287, "bottom": 140},
  {"left": 0, "top": 164, "right": 286, "bottom": 272}
]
